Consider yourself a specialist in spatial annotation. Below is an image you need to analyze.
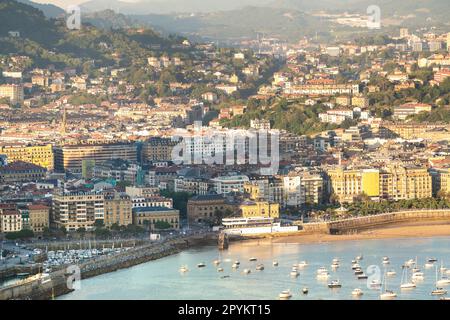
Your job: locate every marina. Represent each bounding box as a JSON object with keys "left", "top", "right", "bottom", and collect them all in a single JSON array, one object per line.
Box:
[{"left": 60, "top": 236, "right": 450, "bottom": 300}]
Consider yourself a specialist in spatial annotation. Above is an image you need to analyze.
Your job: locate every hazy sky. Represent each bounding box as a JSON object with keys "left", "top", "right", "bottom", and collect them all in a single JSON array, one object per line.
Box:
[{"left": 33, "top": 0, "right": 140, "bottom": 8}]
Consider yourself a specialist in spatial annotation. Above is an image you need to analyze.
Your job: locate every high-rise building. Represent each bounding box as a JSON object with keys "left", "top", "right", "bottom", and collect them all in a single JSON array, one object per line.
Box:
[
  {"left": 54, "top": 142, "right": 137, "bottom": 173},
  {"left": 0, "top": 144, "right": 54, "bottom": 170},
  {"left": 0, "top": 84, "right": 24, "bottom": 105},
  {"left": 52, "top": 191, "right": 105, "bottom": 231},
  {"left": 142, "top": 137, "right": 177, "bottom": 162}
]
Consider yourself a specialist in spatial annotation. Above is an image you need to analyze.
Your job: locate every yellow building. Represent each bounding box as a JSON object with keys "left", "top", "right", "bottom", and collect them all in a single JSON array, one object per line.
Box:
[
  {"left": 244, "top": 182, "right": 261, "bottom": 200},
  {"left": 380, "top": 166, "right": 432, "bottom": 201},
  {"left": 133, "top": 207, "right": 180, "bottom": 230},
  {"left": 327, "top": 168, "right": 362, "bottom": 203},
  {"left": 28, "top": 204, "right": 50, "bottom": 233},
  {"left": 0, "top": 144, "right": 54, "bottom": 170},
  {"left": 361, "top": 169, "right": 380, "bottom": 198},
  {"left": 104, "top": 193, "right": 133, "bottom": 227},
  {"left": 239, "top": 201, "right": 279, "bottom": 219}
]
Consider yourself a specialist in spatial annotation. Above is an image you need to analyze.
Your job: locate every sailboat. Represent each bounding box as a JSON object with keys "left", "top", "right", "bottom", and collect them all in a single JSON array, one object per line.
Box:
[
  {"left": 436, "top": 265, "right": 450, "bottom": 286},
  {"left": 432, "top": 266, "right": 448, "bottom": 296},
  {"left": 380, "top": 270, "right": 397, "bottom": 300},
  {"left": 400, "top": 266, "right": 416, "bottom": 289}
]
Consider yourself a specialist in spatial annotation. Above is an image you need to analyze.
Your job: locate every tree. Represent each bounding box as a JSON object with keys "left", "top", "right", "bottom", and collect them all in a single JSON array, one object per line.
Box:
[
  {"left": 154, "top": 220, "right": 172, "bottom": 230},
  {"left": 5, "top": 229, "right": 34, "bottom": 240}
]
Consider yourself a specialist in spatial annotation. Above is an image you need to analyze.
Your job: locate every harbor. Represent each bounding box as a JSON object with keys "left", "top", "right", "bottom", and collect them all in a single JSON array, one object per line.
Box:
[{"left": 59, "top": 236, "right": 450, "bottom": 300}]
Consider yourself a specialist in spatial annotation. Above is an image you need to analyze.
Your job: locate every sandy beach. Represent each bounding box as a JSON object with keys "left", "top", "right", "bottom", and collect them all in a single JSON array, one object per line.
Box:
[{"left": 267, "top": 222, "right": 450, "bottom": 245}]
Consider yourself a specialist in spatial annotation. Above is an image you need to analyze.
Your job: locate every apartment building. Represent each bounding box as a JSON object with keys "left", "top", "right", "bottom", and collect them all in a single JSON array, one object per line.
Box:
[
  {"left": 54, "top": 142, "right": 137, "bottom": 173},
  {"left": 27, "top": 204, "right": 50, "bottom": 233},
  {"left": 52, "top": 191, "right": 105, "bottom": 231},
  {"left": 104, "top": 192, "right": 133, "bottom": 227},
  {"left": 0, "top": 144, "right": 54, "bottom": 170}
]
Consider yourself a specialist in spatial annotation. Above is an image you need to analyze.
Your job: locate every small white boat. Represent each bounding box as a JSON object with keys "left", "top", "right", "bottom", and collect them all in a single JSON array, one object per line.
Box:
[
  {"left": 358, "top": 274, "right": 368, "bottom": 280},
  {"left": 256, "top": 264, "right": 264, "bottom": 271},
  {"left": 302, "top": 287, "right": 309, "bottom": 294},
  {"left": 290, "top": 270, "right": 299, "bottom": 277},
  {"left": 332, "top": 258, "right": 340, "bottom": 264},
  {"left": 249, "top": 257, "right": 257, "bottom": 262},
  {"left": 387, "top": 270, "right": 397, "bottom": 277},
  {"left": 179, "top": 265, "right": 189, "bottom": 272},
  {"left": 279, "top": 290, "right": 292, "bottom": 299},
  {"left": 197, "top": 263, "right": 206, "bottom": 268},
  {"left": 298, "top": 261, "right": 308, "bottom": 268},
  {"left": 405, "top": 259, "right": 415, "bottom": 266},
  {"left": 432, "top": 288, "right": 447, "bottom": 296},
  {"left": 412, "top": 267, "right": 421, "bottom": 273},
  {"left": 401, "top": 283, "right": 416, "bottom": 289},
  {"left": 382, "top": 257, "right": 390, "bottom": 265},
  {"left": 352, "top": 288, "right": 363, "bottom": 296},
  {"left": 351, "top": 263, "right": 361, "bottom": 270},
  {"left": 356, "top": 255, "right": 363, "bottom": 261},
  {"left": 425, "top": 262, "right": 435, "bottom": 268},
  {"left": 328, "top": 280, "right": 342, "bottom": 288},
  {"left": 380, "top": 291, "right": 397, "bottom": 299},
  {"left": 317, "top": 272, "right": 330, "bottom": 279},
  {"left": 232, "top": 263, "right": 240, "bottom": 269},
  {"left": 317, "top": 267, "right": 328, "bottom": 274},
  {"left": 234, "top": 261, "right": 240, "bottom": 265},
  {"left": 412, "top": 272, "right": 424, "bottom": 281},
  {"left": 428, "top": 258, "right": 438, "bottom": 263},
  {"left": 217, "top": 267, "right": 224, "bottom": 272},
  {"left": 273, "top": 261, "right": 279, "bottom": 267},
  {"left": 436, "top": 278, "right": 450, "bottom": 286},
  {"left": 243, "top": 269, "right": 251, "bottom": 275},
  {"left": 213, "top": 260, "right": 221, "bottom": 265}
]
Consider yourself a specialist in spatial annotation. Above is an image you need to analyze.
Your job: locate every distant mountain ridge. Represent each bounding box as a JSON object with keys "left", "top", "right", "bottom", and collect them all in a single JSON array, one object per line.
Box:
[{"left": 16, "top": 0, "right": 65, "bottom": 18}]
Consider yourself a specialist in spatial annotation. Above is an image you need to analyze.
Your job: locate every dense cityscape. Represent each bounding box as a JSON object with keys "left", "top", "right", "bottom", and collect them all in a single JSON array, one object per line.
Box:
[{"left": 1, "top": 0, "right": 450, "bottom": 303}]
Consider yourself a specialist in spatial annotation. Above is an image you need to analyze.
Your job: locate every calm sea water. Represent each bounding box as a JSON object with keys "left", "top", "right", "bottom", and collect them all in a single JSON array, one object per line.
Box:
[{"left": 60, "top": 236, "right": 450, "bottom": 300}]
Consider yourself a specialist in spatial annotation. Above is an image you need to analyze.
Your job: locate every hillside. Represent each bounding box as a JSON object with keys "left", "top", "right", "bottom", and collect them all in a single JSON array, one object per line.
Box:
[
  {"left": 0, "top": 0, "right": 185, "bottom": 69},
  {"left": 16, "top": 0, "right": 65, "bottom": 18}
]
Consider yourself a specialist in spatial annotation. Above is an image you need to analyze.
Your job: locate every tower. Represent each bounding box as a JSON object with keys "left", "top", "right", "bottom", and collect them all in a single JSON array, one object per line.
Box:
[{"left": 61, "top": 105, "right": 67, "bottom": 135}]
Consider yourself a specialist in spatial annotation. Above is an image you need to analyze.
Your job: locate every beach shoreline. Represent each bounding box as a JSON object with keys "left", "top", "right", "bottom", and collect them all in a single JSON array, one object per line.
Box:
[{"left": 234, "top": 222, "right": 450, "bottom": 246}]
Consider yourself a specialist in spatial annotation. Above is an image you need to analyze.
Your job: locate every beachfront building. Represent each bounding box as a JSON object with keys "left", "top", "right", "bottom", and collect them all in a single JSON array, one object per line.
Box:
[
  {"left": 327, "top": 166, "right": 432, "bottom": 203},
  {"left": 187, "top": 194, "right": 234, "bottom": 224},
  {"left": 52, "top": 191, "right": 105, "bottom": 231},
  {"left": 239, "top": 201, "right": 280, "bottom": 219},
  {"left": 132, "top": 207, "right": 180, "bottom": 231}
]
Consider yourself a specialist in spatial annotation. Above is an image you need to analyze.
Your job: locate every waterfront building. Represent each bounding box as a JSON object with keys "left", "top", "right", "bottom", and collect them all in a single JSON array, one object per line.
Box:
[
  {"left": 187, "top": 194, "right": 233, "bottom": 224},
  {"left": 54, "top": 142, "right": 138, "bottom": 173},
  {"left": 132, "top": 206, "right": 180, "bottom": 230},
  {"left": 301, "top": 173, "right": 324, "bottom": 205},
  {"left": 52, "top": 191, "right": 105, "bottom": 231},
  {"left": 0, "top": 161, "right": 47, "bottom": 183},
  {"left": 0, "top": 144, "right": 54, "bottom": 170},
  {"left": 380, "top": 166, "right": 432, "bottom": 201},
  {"left": 327, "top": 168, "right": 363, "bottom": 203},
  {"left": 0, "top": 84, "right": 24, "bottom": 105},
  {"left": 27, "top": 204, "right": 50, "bottom": 233},
  {"left": 104, "top": 192, "right": 133, "bottom": 227},
  {"left": 239, "top": 201, "right": 280, "bottom": 219}
]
